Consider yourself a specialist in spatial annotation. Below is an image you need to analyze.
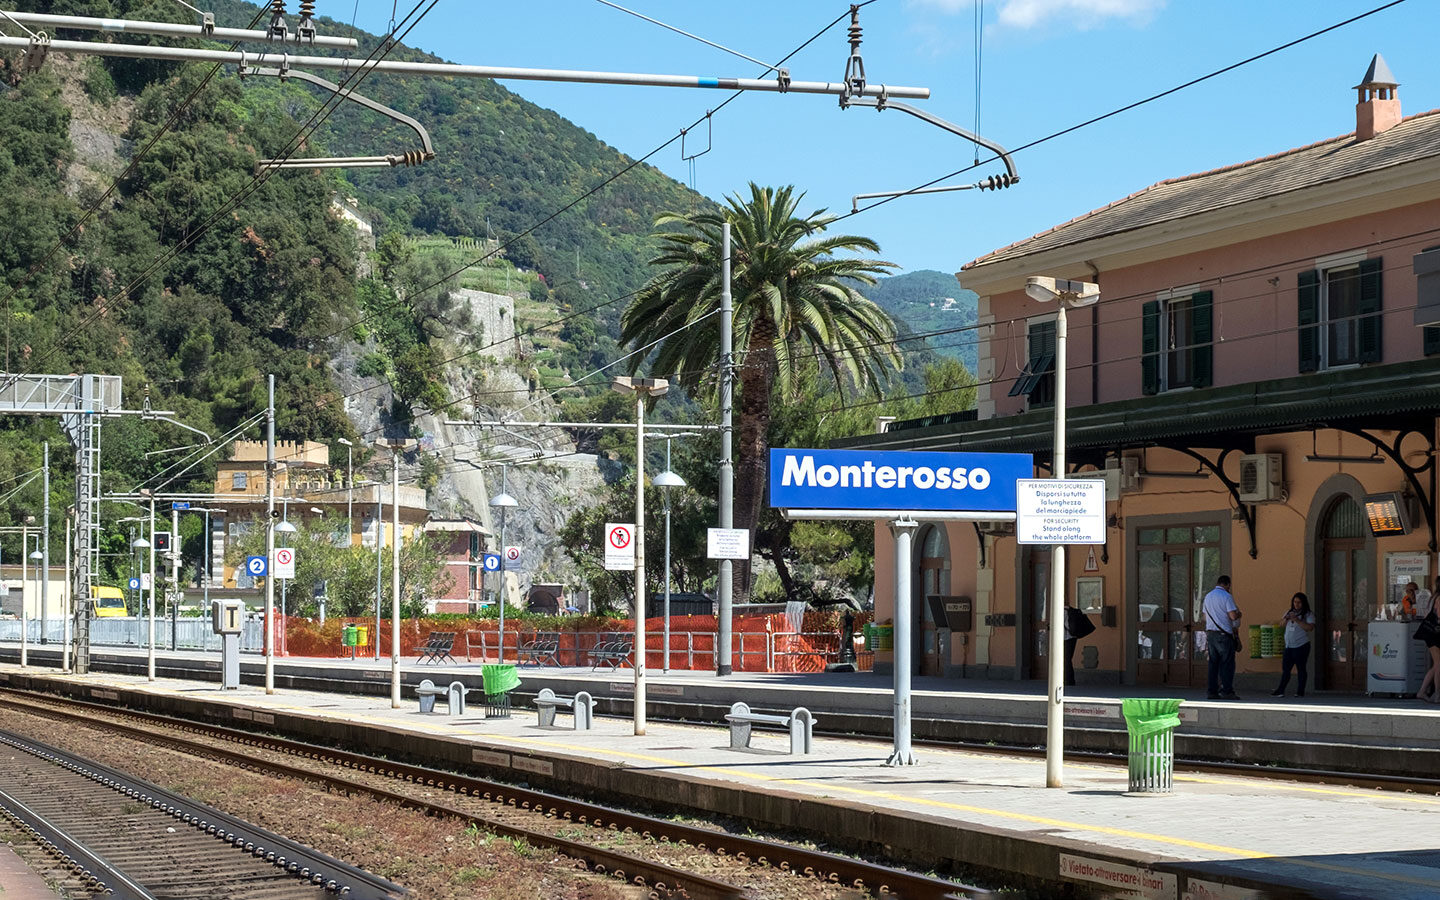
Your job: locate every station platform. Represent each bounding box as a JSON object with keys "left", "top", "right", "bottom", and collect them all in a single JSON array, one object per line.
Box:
[
  {"left": 2, "top": 642, "right": 1437, "bottom": 778},
  {"left": 0, "top": 657, "right": 1437, "bottom": 900}
]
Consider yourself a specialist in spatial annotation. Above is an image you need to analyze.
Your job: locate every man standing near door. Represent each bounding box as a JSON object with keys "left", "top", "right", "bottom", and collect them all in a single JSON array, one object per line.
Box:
[{"left": 1203, "top": 575, "right": 1243, "bottom": 699}]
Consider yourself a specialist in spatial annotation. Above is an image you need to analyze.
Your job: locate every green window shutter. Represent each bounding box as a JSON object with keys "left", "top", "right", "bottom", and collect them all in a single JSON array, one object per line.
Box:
[
  {"left": 1141, "top": 300, "right": 1160, "bottom": 395},
  {"left": 1190, "top": 290, "right": 1213, "bottom": 388},
  {"left": 1357, "top": 256, "right": 1383, "bottom": 363},
  {"left": 1298, "top": 269, "right": 1320, "bottom": 373}
]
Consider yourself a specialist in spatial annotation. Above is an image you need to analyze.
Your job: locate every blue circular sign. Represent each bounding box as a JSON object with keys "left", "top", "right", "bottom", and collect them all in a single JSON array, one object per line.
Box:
[
  {"left": 482, "top": 553, "right": 502, "bottom": 572},
  {"left": 246, "top": 555, "right": 268, "bottom": 577},
  {"left": 127, "top": 577, "right": 141, "bottom": 590}
]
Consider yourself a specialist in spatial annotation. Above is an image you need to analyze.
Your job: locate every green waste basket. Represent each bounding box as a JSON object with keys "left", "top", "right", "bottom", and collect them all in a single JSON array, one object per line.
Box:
[
  {"left": 1121, "top": 698, "right": 1182, "bottom": 793},
  {"left": 481, "top": 664, "right": 520, "bottom": 718},
  {"left": 342, "top": 625, "right": 358, "bottom": 647}
]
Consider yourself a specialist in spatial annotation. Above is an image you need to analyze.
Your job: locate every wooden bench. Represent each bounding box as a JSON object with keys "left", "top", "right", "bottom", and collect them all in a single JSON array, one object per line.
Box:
[
  {"left": 417, "top": 631, "right": 457, "bottom": 665},
  {"left": 534, "top": 688, "right": 595, "bottom": 730},
  {"left": 587, "top": 639, "right": 633, "bottom": 671},
  {"left": 416, "top": 679, "right": 471, "bottom": 715},
  {"left": 724, "top": 701, "right": 817, "bottom": 755},
  {"left": 518, "top": 633, "right": 561, "bottom": 667}
]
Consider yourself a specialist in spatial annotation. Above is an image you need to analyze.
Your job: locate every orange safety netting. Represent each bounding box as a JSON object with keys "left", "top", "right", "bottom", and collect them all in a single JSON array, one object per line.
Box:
[{"left": 275, "top": 609, "right": 873, "bottom": 673}]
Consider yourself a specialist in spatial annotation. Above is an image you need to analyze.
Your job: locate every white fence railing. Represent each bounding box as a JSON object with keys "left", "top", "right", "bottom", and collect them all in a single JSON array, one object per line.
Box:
[{"left": 0, "top": 617, "right": 264, "bottom": 652}]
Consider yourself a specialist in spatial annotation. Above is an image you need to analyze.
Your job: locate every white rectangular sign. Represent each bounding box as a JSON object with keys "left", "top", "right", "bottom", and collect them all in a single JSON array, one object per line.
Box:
[
  {"left": 273, "top": 547, "right": 296, "bottom": 579},
  {"left": 1016, "top": 479, "right": 1106, "bottom": 545},
  {"left": 1058, "top": 853, "right": 1177, "bottom": 899},
  {"left": 707, "top": 527, "right": 750, "bottom": 560},
  {"left": 603, "top": 523, "right": 635, "bottom": 571}
]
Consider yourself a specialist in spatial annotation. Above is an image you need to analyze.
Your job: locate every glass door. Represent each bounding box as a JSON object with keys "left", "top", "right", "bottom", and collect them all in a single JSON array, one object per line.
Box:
[
  {"left": 1135, "top": 525, "right": 1221, "bottom": 686},
  {"left": 1320, "top": 496, "right": 1372, "bottom": 692}
]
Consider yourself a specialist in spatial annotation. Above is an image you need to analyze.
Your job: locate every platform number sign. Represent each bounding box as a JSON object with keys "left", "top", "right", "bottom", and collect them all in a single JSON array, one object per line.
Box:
[
  {"left": 481, "top": 553, "right": 502, "bottom": 573},
  {"left": 603, "top": 522, "right": 635, "bottom": 571},
  {"left": 127, "top": 577, "right": 141, "bottom": 591},
  {"left": 245, "top": 555, "right": 267, "bottom": 578}
]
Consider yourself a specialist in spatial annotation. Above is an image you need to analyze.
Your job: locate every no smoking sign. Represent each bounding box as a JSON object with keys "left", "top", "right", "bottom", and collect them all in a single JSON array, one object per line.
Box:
[{"left": 604, "top": 522, "right": 635, "bottom": 571}]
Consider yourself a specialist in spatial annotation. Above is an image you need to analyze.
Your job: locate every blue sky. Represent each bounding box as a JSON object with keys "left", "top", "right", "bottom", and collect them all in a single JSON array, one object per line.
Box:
[{"left": 337, "top": 1, "right": 1433, "bottom": 278}]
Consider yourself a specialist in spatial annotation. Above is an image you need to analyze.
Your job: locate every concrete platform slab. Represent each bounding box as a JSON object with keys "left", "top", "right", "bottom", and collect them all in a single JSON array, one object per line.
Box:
[{"left": 2, "top": 661, "right": 1438, "bottom": 900}]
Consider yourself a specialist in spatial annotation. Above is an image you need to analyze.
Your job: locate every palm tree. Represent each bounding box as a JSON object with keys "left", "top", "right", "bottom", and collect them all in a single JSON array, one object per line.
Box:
[{"left": 621, "top": 183, "right": 901, "bottom": 599}]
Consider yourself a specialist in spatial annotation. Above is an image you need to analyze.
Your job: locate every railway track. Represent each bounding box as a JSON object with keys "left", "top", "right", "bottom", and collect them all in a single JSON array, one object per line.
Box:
[
  {"left": 0, "top": 688, "right": 985, "bottom": 900},
  {"left": 0, "top": 726, "right": 406, "bottom": 900}
]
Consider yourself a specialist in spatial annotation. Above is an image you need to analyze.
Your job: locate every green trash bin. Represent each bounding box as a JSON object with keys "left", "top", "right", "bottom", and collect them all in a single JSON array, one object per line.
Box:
[
  {"left": 1121, "top": 698, "right": 1182, "bottom": 793},
  {"left": 342, "top": 625, "right": 358, "bottom": 647},
  {"left": 481, "top": 664, "right": 521, "bottom": 719}
]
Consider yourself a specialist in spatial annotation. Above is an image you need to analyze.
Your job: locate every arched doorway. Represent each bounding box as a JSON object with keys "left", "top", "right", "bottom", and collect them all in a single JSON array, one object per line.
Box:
[
  {"left": 1320, "top": 495, "right": 1373, "bottom": 691},
  {"left": 916, "top": 525, "right": 950, "bottom": 676}
]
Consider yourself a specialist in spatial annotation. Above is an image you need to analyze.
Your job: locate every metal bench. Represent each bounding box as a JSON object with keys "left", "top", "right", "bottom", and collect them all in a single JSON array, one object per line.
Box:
[
  {"left": 724, "top": 701, "right": 817, "bottom": 755},
  {"left": 416, "top": 679, "right": 471, "bottom": 715},
  {"left": 518, "top": 633, "right": 561, "bottom": 667},
  {"left": 417, "top": 631, "right": 457, "bottom": 665},
  {"left": 534, "top": 688, "right": 595, "bottom": 730},
  {"left": 587, "top": 639, "right": 633, "bottom": 671}
]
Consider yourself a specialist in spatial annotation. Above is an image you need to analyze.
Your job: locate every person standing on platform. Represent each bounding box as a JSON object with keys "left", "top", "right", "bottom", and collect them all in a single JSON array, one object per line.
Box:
[
  {"left": 1202, "top": 575, "right": 1243, "bottom": 700},
  {"left": 1270, "top": 592, "right": 1314, "bottom": 698},
  {"left": 1417, "top": 580, "right": 1440, "bottom": 704}
]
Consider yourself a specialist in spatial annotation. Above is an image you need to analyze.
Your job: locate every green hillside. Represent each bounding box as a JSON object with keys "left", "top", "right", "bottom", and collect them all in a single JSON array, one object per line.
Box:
[{"left": 860, "top": 269, "right": 979, "bottom": 374}]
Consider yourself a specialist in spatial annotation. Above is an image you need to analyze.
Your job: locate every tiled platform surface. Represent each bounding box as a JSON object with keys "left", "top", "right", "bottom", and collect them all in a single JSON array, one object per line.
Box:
[{"left": 2, "top": 657, "right": 1439, "bottom": 900}]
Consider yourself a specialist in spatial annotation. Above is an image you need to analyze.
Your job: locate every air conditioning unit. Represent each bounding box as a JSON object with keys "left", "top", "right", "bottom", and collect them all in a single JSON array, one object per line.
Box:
[
  {"left": 1105, "top": 456, "right": 1141, "bottom": 494},
  {"left": 1238, "top": 453, "right": 1283, "bottom": 503}
]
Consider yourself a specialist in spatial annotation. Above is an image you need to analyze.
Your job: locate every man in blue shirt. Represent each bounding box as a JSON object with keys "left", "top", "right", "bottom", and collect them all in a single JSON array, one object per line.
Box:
[{"left": 1201, "top": 575, "right": 1242, "bottom": 699}]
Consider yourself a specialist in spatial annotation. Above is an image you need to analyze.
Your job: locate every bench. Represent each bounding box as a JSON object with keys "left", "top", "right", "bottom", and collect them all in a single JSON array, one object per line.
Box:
[
  {"left": 534, "top": 688, "right": 595, "bottom": 730},
  {"left": 417, "top": 631, "right": 457, "bottom": 665},
  {"left": 518, "top": 633, "right": 561, "bottom": 667},
  {"left": 587, "top": 639, "right": 633, "bottom": 671},
  {"left": 724, "top": 701, "right": 817, "bottom": 755},
  {"left": 416, "top": 679, "right": 471, "bottom": 715}
]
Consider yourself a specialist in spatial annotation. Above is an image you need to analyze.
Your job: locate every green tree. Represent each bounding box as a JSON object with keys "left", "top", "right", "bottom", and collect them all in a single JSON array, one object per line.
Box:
[{"left": 620, "top": 184, "right": 900, "bottom": 599}]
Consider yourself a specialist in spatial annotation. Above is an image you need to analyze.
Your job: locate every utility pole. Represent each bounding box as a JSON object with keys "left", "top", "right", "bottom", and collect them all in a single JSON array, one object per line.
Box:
[
  {"left": 375, "top": 488, "right": 382, "bottom": 661},
  {"left": 264, "top": 374, "right": 276, "bottom": 694},
  {"left": 41, "top": 442, "right": 49, "bottom": 645},
  {"left": 170, "top": 504, "right": 180, "bottom": 651},
  {"left": 717, "top": 222, "right": 734, "bottom": 676},
  {"left": 62, "top": 514, "right": 70, "bottom": 673},
  {"left": 391, "top": 446, "right": 402, "bottom": 708},
  {"left": 634, "top": 392, "right": 647, "bottom": 734},
  {"left": 147, "top": 493, "right": 156, "bottom": 681}
]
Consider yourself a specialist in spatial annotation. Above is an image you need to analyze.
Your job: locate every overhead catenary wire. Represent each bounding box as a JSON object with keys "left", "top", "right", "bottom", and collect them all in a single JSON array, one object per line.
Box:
[
  {"left": 20, "top": 0, "right": 440, "bottom": 378},
  {"left": 836, "top": 0, "right": 1409, "bottom": 225}
]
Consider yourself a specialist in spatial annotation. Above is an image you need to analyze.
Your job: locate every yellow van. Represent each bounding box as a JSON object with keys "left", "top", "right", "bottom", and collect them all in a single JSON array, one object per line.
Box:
[{"left": 91, "top": 586, "right": 128, "bottom": 617}]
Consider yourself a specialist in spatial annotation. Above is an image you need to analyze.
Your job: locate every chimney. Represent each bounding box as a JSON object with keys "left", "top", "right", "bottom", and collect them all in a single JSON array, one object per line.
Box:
[{"left": 1355, "top": 53, "right": 1401, "bottom": 141}]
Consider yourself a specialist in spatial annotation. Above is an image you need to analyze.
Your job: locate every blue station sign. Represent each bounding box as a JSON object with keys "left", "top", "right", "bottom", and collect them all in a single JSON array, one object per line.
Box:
[{"left": 768, "top": 448, "right": 1034, "bottom": 512}]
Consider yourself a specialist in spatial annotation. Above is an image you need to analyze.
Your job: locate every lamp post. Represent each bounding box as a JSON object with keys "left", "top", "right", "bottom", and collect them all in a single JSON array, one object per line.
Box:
[
  {"left": 131, "top": 533, "right": 150, "bottom": 668},
  {"left": 1023, "top": 275, "right": 1100, "bottom": 790},
  {"left": 489, "top": 469, "right": 518, "bottom": 664},
  {"left": 376, "top": 439, "right": 414, "bottom": 708},
  {"left": 338, "top": 437, "right": 354, "bottom": 544},
  {"left": 373, "top": 482, "right": 382, "bottom": 660},
  {"left": 147, "top": 492, "right": 157, "bottom": 681},
  {"left": 611, "top": 375, "right": 669, "bottom": 735},
  {"left": 24, "top": 542, "right": 40, "bottom": 667},
  {"left": 646, "top": 430, "right": 697, "bottom": 674},
  {"left": 276, "top": 508, "right": 297, "bottom": 658}
]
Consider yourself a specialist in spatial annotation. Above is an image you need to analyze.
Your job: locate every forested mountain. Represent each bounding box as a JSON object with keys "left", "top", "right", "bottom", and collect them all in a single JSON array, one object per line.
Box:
[{"left": 859, "top": 269, "right": 979, "bottom": 374}]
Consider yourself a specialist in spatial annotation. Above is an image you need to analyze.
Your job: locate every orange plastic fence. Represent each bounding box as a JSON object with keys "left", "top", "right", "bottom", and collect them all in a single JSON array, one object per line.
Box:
[{"left": 278, "top": 609, "right": 872, "bottom": 673}]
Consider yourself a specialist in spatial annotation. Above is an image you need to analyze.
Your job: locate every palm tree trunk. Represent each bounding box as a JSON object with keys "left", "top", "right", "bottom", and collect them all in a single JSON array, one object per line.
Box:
[{"left": 733, "top": 316, "right": 777, "bottom": 603}]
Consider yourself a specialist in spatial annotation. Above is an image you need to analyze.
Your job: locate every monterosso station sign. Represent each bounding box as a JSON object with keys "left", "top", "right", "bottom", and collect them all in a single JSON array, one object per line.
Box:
[{"left": 768, "top": 448, "right": 1034, "bottom": 512}]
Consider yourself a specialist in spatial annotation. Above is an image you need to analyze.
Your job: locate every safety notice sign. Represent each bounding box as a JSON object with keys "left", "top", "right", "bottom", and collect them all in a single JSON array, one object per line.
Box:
[
  {"left": 273, "top": 547, "right": 296, "bottom": 579},
  {"left": 1016, "top": 479, "right": 1106, "bottom": 545},
  {"left": 604, "top": 522, "right": 635, "bottom": 571}
]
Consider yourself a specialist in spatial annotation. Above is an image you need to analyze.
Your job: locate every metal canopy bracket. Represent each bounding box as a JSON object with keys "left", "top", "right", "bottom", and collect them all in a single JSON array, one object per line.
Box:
[{"left": 1331, "top": 424, "right": 1438, "bottom": 551}]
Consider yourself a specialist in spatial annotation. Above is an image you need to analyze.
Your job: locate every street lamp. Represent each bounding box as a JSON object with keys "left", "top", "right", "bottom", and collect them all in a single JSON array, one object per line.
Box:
[
  {"left": 1023, "top": 274, "right": 1100, "bottom": 790},
  {"left": 276, "top": 513, "right": 297, "bottom": 657},
  {"left": 646, "top": 430, "right": 697, "bottom": 675},
  {"left": 611, "top": 375, "right": 669, "bottom": 735},
  {"left": 131, "top": 533, "right": 150, "bottom": 658},
  {"left": 375, "top": 438, "right": 415, "bottom": 708},
  {"left": 25, "top": 545, "right": 41, "bottom": 666},
  {"left": 338, "top": 438, "right": 354, "bottom": 545},
  {"left": 489, "top": 472, "right": 518, "bottom": 664}
]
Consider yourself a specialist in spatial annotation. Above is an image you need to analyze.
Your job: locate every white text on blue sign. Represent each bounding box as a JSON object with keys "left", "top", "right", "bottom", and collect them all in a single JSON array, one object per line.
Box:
[{"left": 769, "top": 449, "right": 1033, "bottom": 512}]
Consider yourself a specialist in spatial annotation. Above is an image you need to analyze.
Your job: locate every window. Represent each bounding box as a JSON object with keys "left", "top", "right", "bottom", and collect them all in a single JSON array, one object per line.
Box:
[
  {"left": 1298, "top": 256, "right": 1381, "bottom": 372},
  {"left": 1142, "top": 290, "right": 1213, "bottom": 394},
  {"left": 231, "top": 472, "right": 248, "bottom": 491},
  {"left": 1009, "top": 320, "right": 1056, "bottom": 406}
]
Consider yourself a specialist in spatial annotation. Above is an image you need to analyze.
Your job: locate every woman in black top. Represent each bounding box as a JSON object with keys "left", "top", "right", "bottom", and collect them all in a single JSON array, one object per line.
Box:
[{"left": 1419, "top": 581, "right": 1440, "bottom": 704}]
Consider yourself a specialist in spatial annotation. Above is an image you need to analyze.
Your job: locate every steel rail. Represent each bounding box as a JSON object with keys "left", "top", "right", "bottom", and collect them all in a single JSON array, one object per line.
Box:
[
  {"left": 0, "top": 689, "right": 982, "bottom": 899},
  {"left": 0, "top": 694, "right": 743, "bottom": 900},
  {"left": 0, "top": 10, "right": 358, "bottom": 48},
  {"left": 0, "top": 34, "right": 930, "bottom": 98},
  {"left": 0, "top": 784, "right": 157, "bottom": 900},
  {"left": 0, "top": 726, "right": 408, "bottom": 899}
]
